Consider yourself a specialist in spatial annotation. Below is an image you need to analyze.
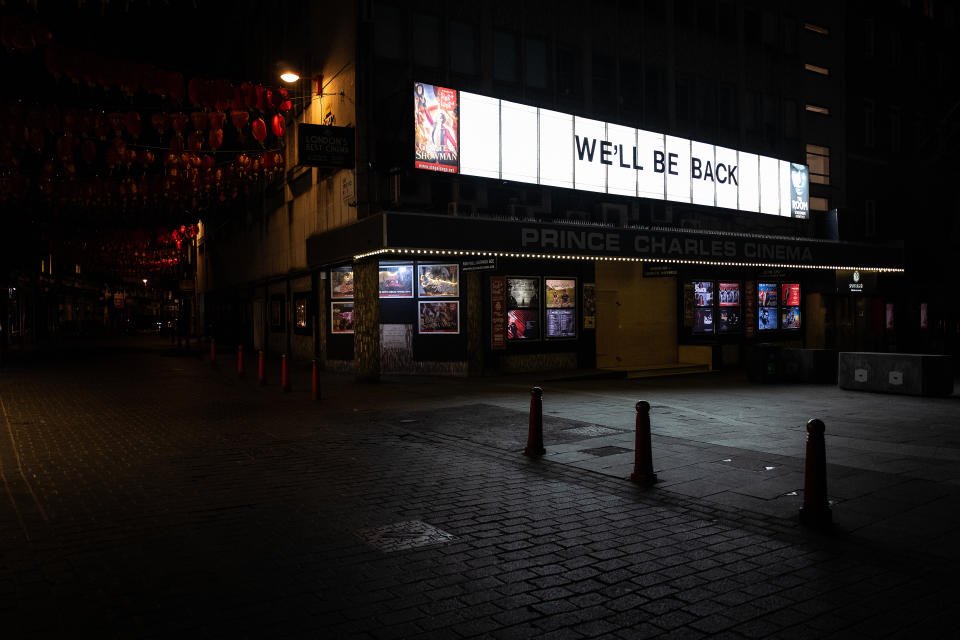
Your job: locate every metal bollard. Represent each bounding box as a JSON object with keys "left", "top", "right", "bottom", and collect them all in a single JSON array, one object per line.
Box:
[
  {"left": 630, "top": 401, "right": 658, "bottom": 486},
  {"left": 311, "top": 359, "right": 320, "bottom": 401},
  {"left": 523, "top": 387, "right": 545, "bottom": 457},
  {"left": 258, "top": 350, "right": 266, "bottom": 386},
  {"left": 799, "top": 418, "right": 832, "bottom": 528},
  {"left": 210, "top": 338, "right": 216, "bottom": 362},
  {"left": 237, "top": 345, "right": 244, "bottom": 376},
  {"left": 281, "top": 354, "right": 291, "bottom": 393}
]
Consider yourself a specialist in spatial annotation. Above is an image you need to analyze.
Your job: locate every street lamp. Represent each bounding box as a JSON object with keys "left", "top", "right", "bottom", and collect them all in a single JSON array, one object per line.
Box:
[{"left": 142, "top": 278, "right": 148, "bottom": 287}]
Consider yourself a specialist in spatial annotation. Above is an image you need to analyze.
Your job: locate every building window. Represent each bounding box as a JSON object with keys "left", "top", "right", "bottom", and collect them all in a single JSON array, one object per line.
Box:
[
  {"left": 804, "top": 63, "right": 830, "bottom": 75},
  {"left": 494, "top": 30, "right": 518, "bottom": 83},
  {"left": 864, "top": 99, "right": 875, "bottom": 148},
  {"left": 865, "top": 200, "right": 877, "bottom": 237},
  {"left": 450, "top": 21, "right": 477, "bottom": 75},
  {"left": 805, "top": 104, "right": 830, "bottom": 115},
  {"left": 811, "top": 196, "right": 829, "bottom": 212},
  {"left": 524, "top": 37, "right": 548, "bottom": 89},
  {"left": 803, "top": 22, "right": 829, "bottom": 35},
  {"left": 413, "top": 14, "right": 441, "bottom": 68},
  {"left": 806, "top": 144, "right": 830, "bottom": 184}
]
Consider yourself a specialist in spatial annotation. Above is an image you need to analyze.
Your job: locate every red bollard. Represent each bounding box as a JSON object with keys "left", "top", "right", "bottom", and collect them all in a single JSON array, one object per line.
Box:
[
  {"left": 210, "top": 338, "right": 216, "bottom": 362},
  {"left": 258, "top": 350, "right": 266, "bottom": 386},
  {"left": 311, "top": 359, "right": 320, "bottom": 401},
  {"left": 630, "top": 401, "right": 658, "bottom": 486},
  {"left": 523, "top": 387, "right": 545, "bottom": 457},
  {"left": 799, "top": 418, "right": 832, "bottom": 528},
  {"left": 237, "top": 345, "right": 245, "bottom": 376},
  {"left": 281, "top": 354, "right": 291, "bottom": 392}
]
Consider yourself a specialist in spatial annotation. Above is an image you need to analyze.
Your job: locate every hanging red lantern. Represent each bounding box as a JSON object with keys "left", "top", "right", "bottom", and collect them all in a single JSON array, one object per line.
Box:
[
  {"left": 169, "top": 134, "right": 184, "bottom": 155},
  {"left": 94, "top": 114, "right": 111, "bottom": 140},
  {"left": 251, "top": 117, "right": 267, "bottom": 144},
  {"left": 80, "top": 139, "right": 97, "bottom": 164},
  {"left": 201, "top": 154, "right": 215, "bottom": 170},
  {"left": 231, "top": 86, "right": 245, "bottom": 110},
  {"left": 170, "top": 113, "right": 189, "bottom": 133},
  {"left": 208, "top": 128, "right": 223, "bottom": 151},
  {"left": 230, "top": 110, "right": 249, "bottom": 138},
  {"left": 56, "top": 135, "right": 75, "bottom": 163},
  {"left": 215, "top": 79, "right": 233, "bottom": 111},
  {"left": 263, "top": 151, "right": 275, "bottom": 171},
  {"left": 125, "top": 111, "right": 142, "bottom": 138},
  {"left": 186, "top": 132, "right": 203, "bottom": 153},
  {"left": 112, "top": 136, "right": 127, "bottom": 157},
  {"left": 105, "top": 146, "right": 120, "bottom": 168},
  {"left": 136, "top": 149, "right": 155, "bottom": 166},
  {"left": 208, "top": 111, "right": 226, "bottom": 130},
  {"left": 243, "top": 82, "right": 256, "bottom": 109},
  {"left": 168, "top": 72, "right": 185, "bottom": 101},
  {"left": 62, "top": 109, "right": 79, "bottom": 135},
  {"left": 151, "top": 112, "right": 169, "bottom": 136},
  {"left": 79, "top": 110, "right": 95, "bottom": 137},
  {"left": 255, "top": 85, "right": 267, "bottom": 110},
  {"left": 190, "top": 111, "right": 208, "bottom": 131},
  {"left": 270, "top": 113, "right": 285, "bottom": 137},
  {"left": 28, "top": 128, "right": 44, "bottom": 154},
  {"left": 188, "top": 77, "right": 204, "bottom": 105}
]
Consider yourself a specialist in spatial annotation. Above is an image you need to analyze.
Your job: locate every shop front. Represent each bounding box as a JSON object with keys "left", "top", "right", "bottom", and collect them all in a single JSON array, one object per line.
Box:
[{"left": 305, "top": 212, "right": 903, "bottom": 378}]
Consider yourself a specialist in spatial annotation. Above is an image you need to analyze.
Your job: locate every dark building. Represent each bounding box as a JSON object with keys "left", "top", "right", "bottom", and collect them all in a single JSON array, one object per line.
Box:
[{"left": 6, "top": 0, "right": 956, "bottom": 378}]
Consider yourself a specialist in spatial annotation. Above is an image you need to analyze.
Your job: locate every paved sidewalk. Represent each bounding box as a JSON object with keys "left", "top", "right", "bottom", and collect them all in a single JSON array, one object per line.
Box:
[{"left": 0, "top": 338, "right": 957, "bottom": 638}]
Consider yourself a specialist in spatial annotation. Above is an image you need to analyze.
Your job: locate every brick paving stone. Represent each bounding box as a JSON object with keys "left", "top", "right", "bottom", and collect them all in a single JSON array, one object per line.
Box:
[{"left": 1, "top": 343, "right": 958, "bottom": 639}]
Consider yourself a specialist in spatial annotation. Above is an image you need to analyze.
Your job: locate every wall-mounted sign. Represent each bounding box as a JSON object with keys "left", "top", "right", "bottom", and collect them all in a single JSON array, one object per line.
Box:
[
  {"left": 490, "top": 276, "right": 506, "bottom": 349},
  {"left": 414, "top": 83, "right": 459, "bottom": 173},
  {"left": 415, "top": 83, "right": 809, "bottom": 219},
  {"left": 836, "top": 269, "right": 877, "bottom": 295},
  {"left": 298, "top": 124, "right": 355, "bottom": 168},
  {"left": 462, "top": 257, "right": 497, "bottom": 272}
]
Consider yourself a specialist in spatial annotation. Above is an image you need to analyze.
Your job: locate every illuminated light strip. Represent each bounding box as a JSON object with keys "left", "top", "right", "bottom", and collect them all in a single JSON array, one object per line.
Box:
[{"left": 351, "top": 247, "right": 904, "bottom": 273}]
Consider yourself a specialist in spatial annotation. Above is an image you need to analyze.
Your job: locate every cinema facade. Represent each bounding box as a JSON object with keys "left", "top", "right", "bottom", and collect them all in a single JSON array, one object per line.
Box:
[{"left": 290, "top": 82, "right": 902, "bottom": 378}]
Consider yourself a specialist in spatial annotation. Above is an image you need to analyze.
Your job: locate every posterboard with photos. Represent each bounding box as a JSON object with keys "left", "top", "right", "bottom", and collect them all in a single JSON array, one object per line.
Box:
[
  {"left": 506, "top": 277, "right": 540, "bottom": 340},
  {"left": 379, "top": 263, "right": 414, "bottom": 298},
  {"left": 331, "top": 301, "right": 354, "bottom": 333},
  {"left": 781, "top": 283, "right": 801, "bottom": 330},
  {"left": 330, "top": 267, "right": 354, "bottom": 299},
  {"left": 692, "top": 281, "right": 714, "bottom": 334},
  {"left": 717, "top": 282, "right": 741, "bottom": 333},
  {"left": 417, "top": 264, "right": 459, "bottom": 297},
  {"left": 545, "top": 278, "right": 576, "bottom": 339},
  {"left": 418, "top": 300, "right": 459, "bottom": 334},
  {"left": 757, "top": 282, "right": 778, "bottom": 331}
]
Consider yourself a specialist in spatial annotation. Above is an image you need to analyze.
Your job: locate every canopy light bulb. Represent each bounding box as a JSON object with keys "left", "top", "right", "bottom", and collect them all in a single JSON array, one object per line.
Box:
[{"left": 280, "top": 72, "right": 300, "bottom": 83}]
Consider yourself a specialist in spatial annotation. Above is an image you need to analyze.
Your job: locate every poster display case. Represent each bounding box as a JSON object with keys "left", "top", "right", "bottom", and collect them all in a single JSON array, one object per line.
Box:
[
  {"left": 418, "top": 301, "right": 459, "bottom": 334},
  {"left": 545, "top": 278, "right": 577, "bottom": 339},
  {"left": 417, "top": 264, "right": 459, "bottom": 297},
  {"left": 379, "top": 263, "right": 414, "bottom": 298}
]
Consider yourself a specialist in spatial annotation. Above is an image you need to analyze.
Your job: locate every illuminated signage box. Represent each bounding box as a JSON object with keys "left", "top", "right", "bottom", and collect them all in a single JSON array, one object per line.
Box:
[
  {"left": 414, "top": 82, "right": 810, "bottom": 219},
  {"left": 298, "top": 123, "right": 355, "bottom": 168}
]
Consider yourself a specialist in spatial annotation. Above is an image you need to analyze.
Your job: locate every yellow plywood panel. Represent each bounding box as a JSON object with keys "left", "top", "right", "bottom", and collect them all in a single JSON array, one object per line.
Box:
[{"left": 595, "top": 262, "right": 677, "bottom": 368}]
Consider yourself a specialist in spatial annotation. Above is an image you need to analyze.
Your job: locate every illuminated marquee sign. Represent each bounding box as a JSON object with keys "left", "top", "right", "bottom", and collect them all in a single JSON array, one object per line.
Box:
[{"left": 414, "top": 82, "right": 809, "bottom": 219}]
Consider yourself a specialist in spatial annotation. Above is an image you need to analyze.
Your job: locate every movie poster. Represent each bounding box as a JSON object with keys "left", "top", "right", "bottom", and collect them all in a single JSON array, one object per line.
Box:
[
  {"left": 506, "top": 278, "right": 539, "bottom": 309},
  {"left": 330, "top": 267, "right": 354, "bottom": 299},
  {"left": 790, "top": 163, "right": 810, "bottom": 219},
  {"left": 546, "top": 279, "right": 576, "bottom": 308},
  {"left": 781, "top": 283, "right": 801, "bottom": 306},
  {"left": 718, "top": 282, "right": 740, "bottom": 307},
  {"left": 693, "top": 281, "right": 713, "bottom": 307},
  {"left": 507, "top": 309, "right": 539, "bottom": 340},
  {"left": 758, "top": 283, "right": 778, "bottom": 308},
  {"left": 758, "top": 306, "right": 778, "bottom": 331},
  {"left": 414, "top": 83, "right": 459, "bottom": 173},
  {"left": 717, "top": 308, "right": 741, "bottom": 333},
  {"left": 782, "top": 306, "right": 801, "bottom": 330},
  {"left": 379, "top": 263, "right": 414, "bottom": 298},
  {"left": 418, "top": 301, "right": 459, "bottom": 334},
  {"left": 331, "top": 301, "right": 354, "bottom": 333},
  {"left": 582, "top": 283, "right": 596, "bottom": 329},
  {"left": 692, "top": 307, "right": 714, "bottom": 334},
  {"left": 417, "top": 264, "right": 459, "bottom": 297},
  {"left": 545, "top": 308, "right": 576, "bottom": 339}
]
